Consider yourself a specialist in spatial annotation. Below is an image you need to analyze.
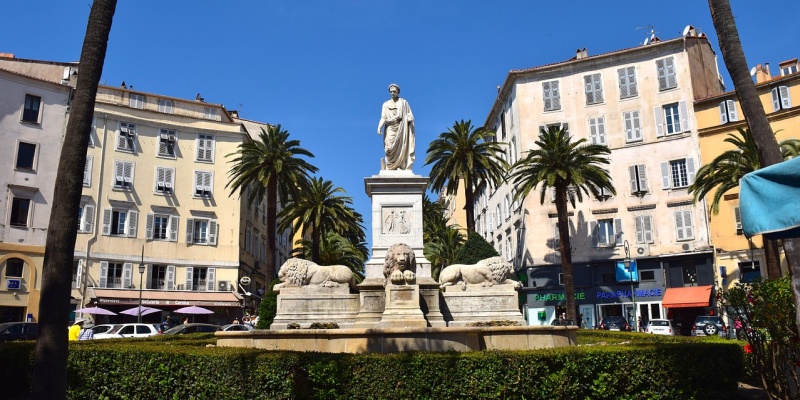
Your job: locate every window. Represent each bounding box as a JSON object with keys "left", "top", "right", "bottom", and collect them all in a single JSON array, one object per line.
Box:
[
  {"left": 196, "top": 134, "right": 215, "bottom": 162},
  {"left": 146, "top": 213, "right": 179, "bottom": 241},
  {"left": 102, "top": 208, "right": 138, "bottom": 237},
  {"left": 656, "top": 57, "right": 677, "bottom": 91},
  {"left": 591, "top": 218, "right": 622, "bottom": 247},
  {"left": 83, "top": 156, "right": 93, "bottom": 186},
  {"left": 584, "top": 73, "right": 603, "bottom": 105},
  {"left": 113, "top": 160, "right": 134, "bottom": 189},
  {"left": 245, "top": 226, "right": 252, "bottom": 252},
  {"left": 261, "top": 235, "right": 267, "bottom": 262},
  {"left": 539, "top": 122, "right": 569, "bottom": 135},
  {"left": 149, "top": 265, "right": 174, "bottom": 290},
  {"left": 661, "top": 158, "right": 695, "bottom": 189},
  {"left": 505, "top": 236, "right": 512, "bottom": 260},
  {"left": 5, "top": 258, "right": 24, "bottom": 277},
  {"left": 186, "top": 218, "right": 218, "bottom": 245},
  {"left": 254, "top": 229, "right": 261, "bottom": 256},
  {"left": 509, "top": 138, "right": 517, "bottom": 165},
  {"left": 734, "top": 205, "right": 743, "bottom": 235},
  {"left": 495, "top": 204, "right": 502, "bottom": 227},
  {"left": 99, "top": 261, "right": 132, "bottom": 289},
  {"left": 117, "top": 122, "right": 136, "bottom": 151},
  {"left": 588, "top": 116, "right": 606, "bottom": 145},
  {"left": 157, "top": 129, "right": 177, "bottom": 157},
  {"left": 129, "top": 93, "right": 146, "bottom": 109},
  {"left": 623, "top": 110, "right": 642, "bottom": 142},
  {"left": 634, "top": 215, "right": 654, "bottom": 244},
  {"left": 542, "top": 80, "right": 561, "bottom": 111},
  {"left": 719, "top": 100, "right": 738, "bottom": 124},
  {"left": 155, "top": 167, "right": 174, "bottom": 194},
  {"left": 194, "top": 171, "right": 213, "bottom": 197},
  {"left": 771, "top": 86, "right": 792, "bottom": 111},
  {"left": 640, "top": 270, "right": 655, "bottom": 281},
  {"left": 682, "top": 264, "right": 697, "bottom": 285},
  {"left": 22, "top": 94, "right": 41, "bottom": 123},
  {"left": 14, "top": 142, "right": 37, "bottom": 171},
  {"left": 503, "top": 195, "right": 511, "bottom": 221},
  {"left": 781, "top": 64, "right": 798, "bottom": 76},
  {"left": 628, "top": 164, "right": 648, "bottom": 193},
  {"left": 739, "top": 261, "right": 761, "bottom": 283},
  {"left": 10, "top": 197, "right": 31, "bottom": 227},
  {"left": 203, "top": 107, "right": 218, "bottom": 120},
  {"left": 617, "top": 66, "right": 638, "bottom": 99},
  {"left": 157, "top": 99, "right": 173, "bottom": 114},
  {"left": 552, "top": 222, "right": 560, "bottom": 248},
  {"left": 186, "top": 266, "right": 216, "bottom": 291},
  {"left": 77, "top": 204, "right": 95, "bottom": 233},
  {"left": 674, "top": 210, "right": 694, "bottom": 241}
]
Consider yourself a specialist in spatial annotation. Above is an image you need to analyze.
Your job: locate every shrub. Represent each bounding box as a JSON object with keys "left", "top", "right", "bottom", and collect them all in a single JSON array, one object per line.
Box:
[{"left": 453, "top": 232, "right": 499, "bottom": 264}]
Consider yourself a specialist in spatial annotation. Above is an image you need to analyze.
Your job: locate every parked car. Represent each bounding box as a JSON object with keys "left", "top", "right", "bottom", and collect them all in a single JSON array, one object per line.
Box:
[
  {"left": 691, "top": 315, "right": 727, "bottom": 337},
  {"left": 0, "top": 322, "right": 38, "bottom": 341},
  {"left": 644, "top": 319, "right": 675, "bottom": 336},
  {"left": 221, "top": 323, "right": 254, "bottom": 332},
  {"left": 550, "top": 319, "right": 575, "bottom": 326},
  {"left": 598, "top": 316, "right": 630, "bottom": 331},
  {"left": 94, "top": 323, "right": 162, "bottom": 339},
  {"left": 164, "top": 323, "right": 221, "bottom": 335},
  {"left": 91, "top": 324, "right": 116, "bottom": 335}
]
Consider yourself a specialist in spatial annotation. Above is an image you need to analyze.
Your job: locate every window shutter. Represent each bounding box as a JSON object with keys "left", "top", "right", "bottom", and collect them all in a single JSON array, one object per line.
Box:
[
  {"left": 123, "top": 263, "right": 133, "bottom": 288},
  {"left": 629, "top": 166, "right": 639, "bottom": 193},
  {"left": 779, "top": 86, "right": 792, "bottom": 108},
  {"left": 631, "top": 110, "right": 641, "bottom": 140},
  {"left": 614, "top": 218, "right": 623, "bottom": 246},
  {"left": 590, "top": 221, "right": 598, "bottom": 248},
  {"left": 165, "top": 168, "right": 174, "bottom": 190},
  {"left": 627, "top": 67, "right": 638, "bottom": 97},
  {"left": 771, "top": 88, "right": 781, "bottom": 111},
  {"left": 158, "top": 135, "right": 167, "bottom": 155},
  {"left": 206, "top": 268, "right": 216, "bottom": 291},
  {"left": 643, "top": 215, "right": 654, "bottom": 243},
  {"left": 551, "top": 81, "right": 560, "bottom": 110},
  {"left": 726, "top": 100, "right": 738, "bottom": 121},
  {"left": 734, "top": 206, "right": 742, "bottom": 232},
  {"left": 127, "top": 210, "right": 138, "bottom": 238},
  {"left": 686, "top": 158, "right": 696, "bottom": 184},
  {"left": 196, "top": 136, "right": 204, "bottom": 160},
  {"left": 637, "top": 165, "right": 648, "bottom": 192},
  {"left": 194, "top": 171, "right": 203, "bottom": 194},
  {"left": 618, "top": 68, "right": 628, "bottom": 98},
  {"left": 83, "top": 205, "right": 95, "bottom": 233},
  {"left": 719, "top": 102, "right": 728, "bottom": 124},
  {"left": 83, "top": 156, "right": 93, "bottom": 185},
  {"left": 635, "top": 216, "right": 645, "bottom": 244},
  {"left": 99, "top": 261, "right": 109, "bottom": 288},
  {"left": 75, "top": 260, "right": 83, "bottom": 289},
  {"left": 624, "top": 112, "right": 634, "bottom": 141},
  {"left": 656, "top": 59, "right": 667, "bottom": 90},
  {"left": 593, "top": 74, "right": 603, "bottom": 103},
  {"left": 145, "top": 213, "right": 154, "bottom": 240},
  {"left": 144, "top": 265, "right": 151, "bottom": 289},
  {"left": 156, "top": 168, "right": 165, "bottom": 190},
  {"left": 102, "top": 208, "right": 112, "bottom": 235},
  {"left": 683, "top": 211, "right": 694, "bottom": 239},
  {"left": 186, "top": 218, "right": 194, "bottom": 243},
  {"left": 597, "top": 116, "right": 606, "bottom": 144},
  {"left": 553, "top": 222, "right": 560, "bottom": 248},
  {"left": 166, "top": 265, "right": 175, "bottom": 290},
  {"left": 665, "top": 57, "right": 677, "bottom": 88},
  {"left": 169, "top": 216, "right": 179, "bottom": 242},
  {"left": 208, "top": 220, "right": 218, "bottom": 245},
  {"left": 542, "top": 81, "right": 552, "bottom": 111},
  {"left": 654, "top": 106, "right": 664, "bottom": 137},
  {"left": 674, "top": 211, "right": 685, "bottom": 240},
  {"left": 115, "top": 161, "right": 125, "bottom": 185},
  {"left": 679, "top": 101, "right": 689, "bottom": 132},
  {"left": 185, "top": 267, "right": 193, "bottom": 291},
  {"left": 660, "top": 162, "right": 671, "bottom": 189},
  {"left": 205, "top": 136, "right": 215, "bottom": 162},
  {"left": 204, "top": 172, "right": 213, "bottom": 193}
]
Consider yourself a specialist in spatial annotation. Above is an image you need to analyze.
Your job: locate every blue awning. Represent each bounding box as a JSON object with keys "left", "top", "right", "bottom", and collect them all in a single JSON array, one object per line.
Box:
[{"left": 740, "top": 157, "right": 800, "bottom": 239}]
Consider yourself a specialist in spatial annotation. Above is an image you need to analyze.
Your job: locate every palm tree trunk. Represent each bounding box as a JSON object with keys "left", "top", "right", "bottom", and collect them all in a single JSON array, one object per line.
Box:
[
  {"left": 311, "top": 222, "right": 321, "bottom": 263},
  {"left": 265, "top": 177, "right": 278, "bottom": 279},
  {"left": 555, "top": 185, "right": 576, "bottom": 322},
  {"left": 31, "top": 1, "right": 116, "bottom": 399},
  {"left": 464, "top": 176, "right": 476, "bottom": 234},
  {"left": 764, "top": 238, "right": 782, "bottom": 279},
  {"left": 709, "top": 0, "right": 800, "bottom": 332}
]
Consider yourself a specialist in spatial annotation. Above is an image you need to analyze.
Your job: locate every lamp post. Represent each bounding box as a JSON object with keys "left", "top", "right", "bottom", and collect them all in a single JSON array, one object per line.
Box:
[
  {"left": 137, "top": 246, "right": 146, "bottom": 324},
  {"left": 623, "top": 240, "right": 637, "bottom": 332}
]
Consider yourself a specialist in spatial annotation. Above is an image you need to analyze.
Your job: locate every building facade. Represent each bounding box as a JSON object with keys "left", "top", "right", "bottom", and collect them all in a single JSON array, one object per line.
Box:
[{"left": 478, "top": 30, "right": 725, "bottom": 333}]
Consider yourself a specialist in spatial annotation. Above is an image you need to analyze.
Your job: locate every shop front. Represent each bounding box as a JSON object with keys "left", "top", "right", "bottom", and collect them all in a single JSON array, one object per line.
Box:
[
  {"left": 527, "top": 289, "right": 594, "bottom": 327},
  {"left": 594, "top": 287, "right": 666, "bottom": 331},
  {"left": 661, "top": 285, "right": 714, "bottom": 336}
]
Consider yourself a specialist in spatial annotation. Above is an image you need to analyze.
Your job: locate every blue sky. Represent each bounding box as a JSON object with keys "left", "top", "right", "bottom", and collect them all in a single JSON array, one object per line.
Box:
[{"left": 3, "top": 1, "right": 798, "bottom": 248}]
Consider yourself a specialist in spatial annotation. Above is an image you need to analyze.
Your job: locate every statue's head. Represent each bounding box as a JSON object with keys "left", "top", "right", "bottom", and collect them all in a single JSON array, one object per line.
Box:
[{"left": 388, "top": 83, "right": 400, "bottom": 98}]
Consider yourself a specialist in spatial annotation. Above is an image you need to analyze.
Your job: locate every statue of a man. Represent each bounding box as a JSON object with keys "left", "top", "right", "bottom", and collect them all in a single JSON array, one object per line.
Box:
[{"left": 377, "top": 83, "right": 415, "bottom": 170}]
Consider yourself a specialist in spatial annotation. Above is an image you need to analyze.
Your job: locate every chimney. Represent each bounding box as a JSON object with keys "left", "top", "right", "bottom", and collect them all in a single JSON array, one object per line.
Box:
[
  {"left": 576, "top": 48, "right": 588, "bottom": 60},
  {"left": 229, "top": 110, "right": 239, "bottom": 118},
  {"left": 0, "top": 52, "right": 15, "bottom": 59},
  {"left": 755, "top": 63, "right": 772, "bottom": 84}
]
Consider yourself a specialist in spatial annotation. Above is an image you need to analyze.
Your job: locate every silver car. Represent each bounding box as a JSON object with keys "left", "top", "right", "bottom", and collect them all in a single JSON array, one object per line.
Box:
[{"left": 644, "top": 319, "right": 675, "bottom": 336}]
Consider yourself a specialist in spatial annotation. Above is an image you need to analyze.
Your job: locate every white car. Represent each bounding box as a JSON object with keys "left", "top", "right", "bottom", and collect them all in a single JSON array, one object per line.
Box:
[
  {"left": 644, "top": 319, "right": 675, "bottom": 336},
  {"left": 90, "top": 324, "right": 117, "bottom": 335},
  {"left": 221, "top": 323, "right": 254, "bottom": 332},
  {"left": 93, "top": 323, "right": 162, "bottom": 339}
]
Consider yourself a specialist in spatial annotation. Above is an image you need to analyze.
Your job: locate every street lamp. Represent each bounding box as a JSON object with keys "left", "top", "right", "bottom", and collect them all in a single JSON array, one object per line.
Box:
[
  {"left": 623, "top": 240, "right": 637, "bottom": 332},
  {"left": 137, "top": 246, "right": 146, "bottom": 324}
]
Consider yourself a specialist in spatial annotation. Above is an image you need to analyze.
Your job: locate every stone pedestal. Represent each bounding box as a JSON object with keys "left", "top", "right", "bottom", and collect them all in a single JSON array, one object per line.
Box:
[
  {"left": 380, "top": 284, "right": 427, "bottom": 328},
  {"left": 418, "top": 277, "right": 446, "bottom": 327},
  {"left": 270, "top": 286, "right": 360, "bottom": 329},
  {"left": 441, "top": 283, "right": 526, "bottom": 327},
  {"left": 353, "top": 278, "right": 385, "bottom": 328}
]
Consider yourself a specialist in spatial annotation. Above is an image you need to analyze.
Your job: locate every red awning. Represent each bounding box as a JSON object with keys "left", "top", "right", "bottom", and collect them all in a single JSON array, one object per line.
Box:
[{"left": 661, "top": 285, "right": 712, "bottom": 308}]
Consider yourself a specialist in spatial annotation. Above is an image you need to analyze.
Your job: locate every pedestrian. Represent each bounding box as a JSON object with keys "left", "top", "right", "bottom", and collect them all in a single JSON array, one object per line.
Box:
[
  {"left": 69, "top": 318, "right": 87, "bottom": 341},
  {"left": 78, "top": 323, "right": 94, "bottom": 340},
  {"left": 183, "top": 317, "right": 189, "bottom": 325},
  {"left": 734, "top": 318, "right": 743, "bottom": 340},
  {"left": 233, "top": 318, "right": 240, "bottom": 325}
]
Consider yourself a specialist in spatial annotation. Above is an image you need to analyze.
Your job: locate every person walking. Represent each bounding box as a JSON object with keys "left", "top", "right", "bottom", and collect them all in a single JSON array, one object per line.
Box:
[
  {"left": 68, "top": 318, "right": 87, "bottom": 341},
  {"left": 78, "top": 323, "right": 94, "bottom": 340}
]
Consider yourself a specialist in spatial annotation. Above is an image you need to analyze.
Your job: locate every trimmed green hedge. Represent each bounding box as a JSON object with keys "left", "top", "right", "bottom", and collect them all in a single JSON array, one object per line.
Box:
[{"left": 0, "top": 333, "right": 743, "bottom": 399}]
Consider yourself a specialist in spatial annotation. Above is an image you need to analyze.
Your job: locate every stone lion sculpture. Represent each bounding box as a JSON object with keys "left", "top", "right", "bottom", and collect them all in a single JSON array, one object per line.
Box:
[
  {"left": 383, "top": 242, "right": 416, "bottom": 285},
  {"left": 438, "top": 256, "right": 522, "bottom": 290},
  {"left": 273, "top": 258, "right": 356, "bottom": 291}
]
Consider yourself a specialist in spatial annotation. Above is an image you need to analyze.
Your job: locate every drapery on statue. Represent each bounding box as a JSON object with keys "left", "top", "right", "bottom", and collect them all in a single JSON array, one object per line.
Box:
[{"left": 377, "top": 83, "right": 415, "bottom": 170}]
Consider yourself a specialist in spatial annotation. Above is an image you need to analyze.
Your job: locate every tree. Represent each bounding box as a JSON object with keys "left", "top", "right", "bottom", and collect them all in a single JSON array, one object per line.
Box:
[
  {"left": 708, "top": 0, "right": 800, "bottom": 334},
  {"left": 256, "top": 278, "right": 281, "bottom": 329},
  {"left": 31, "top": 2, "right": 117, "bottom": 399},
  {"left": 425, "top": 119, "right": 509, "bottom": 234},
  {"left": 422, "top": 195, "right": 465, "bottom": 279},
  {"left": 226, "top": 125, "right": 318, "bottom": 279},
  {"left": 278, "top": 177, "right": 364, "bottom": 263},
  {"left": 453, "top": 232, "right": 498, "bottom": 265},
  {"left": 509, "top": 126, "right": 615, "bottom": 322},
  {"left": 689, "top": 128, "right": 800, "bottom": 279},
  {"left": 292, "top": 231, "right": 367, "bottom": 282}
]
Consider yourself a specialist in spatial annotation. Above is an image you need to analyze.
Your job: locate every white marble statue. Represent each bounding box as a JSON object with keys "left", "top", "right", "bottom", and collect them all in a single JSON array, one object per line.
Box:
[
  {"left": 438, "top": 257, "right": 522, "bottom": 290},
  {"left": 383, "top": 243, "right": 416, "bottom": 285},
  {"left": 273, "top": 258, "right": 356, "bottom": 291},
  {"left": 377, "top": 83, "right": 415, "bottom": 170}
]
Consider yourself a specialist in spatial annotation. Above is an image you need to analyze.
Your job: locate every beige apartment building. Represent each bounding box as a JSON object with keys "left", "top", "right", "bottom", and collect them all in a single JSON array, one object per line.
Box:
[
  {"left": 694, "top": 58, "right": 799, "bottom": 290},
  {"left": 478, "top": 29, "right": 727, "bottom": 332}
]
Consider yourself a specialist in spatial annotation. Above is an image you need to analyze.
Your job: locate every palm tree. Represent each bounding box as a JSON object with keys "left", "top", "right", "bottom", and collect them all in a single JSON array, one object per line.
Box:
[
  {"left": 226, "top": 125, "right": 318, "bottom": 279},
  {"left": 292, "top": 231, "right": 367, "bottom": 282},
  {"left": 422, "top": 194, "right": 465, "bottom": 279},
  {"left": 31, "top": 2, "right": 117, "bottom": 399},
  {"left": 509, "top": 126, "right": 615, "bottom": 322},
  {"left": 425, "top": 119, "right": 509, "bottom": 234},
  {"left": 278, "top": 177, "right": 364, "bottom": 263},
  {"left": 690, "top": 128, "right": 800, "bottom": 279}
]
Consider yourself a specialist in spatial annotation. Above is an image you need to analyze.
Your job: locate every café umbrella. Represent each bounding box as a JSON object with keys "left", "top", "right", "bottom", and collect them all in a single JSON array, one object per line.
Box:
[
  {"left": 74, "top": 306, "right": 117, "bottom": 316},
  {"left": 120, "top": 306, "right": 162, "bottom": 317},
  {"left": 175, "top": 305, "right": 214, "bottom": 322}
]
